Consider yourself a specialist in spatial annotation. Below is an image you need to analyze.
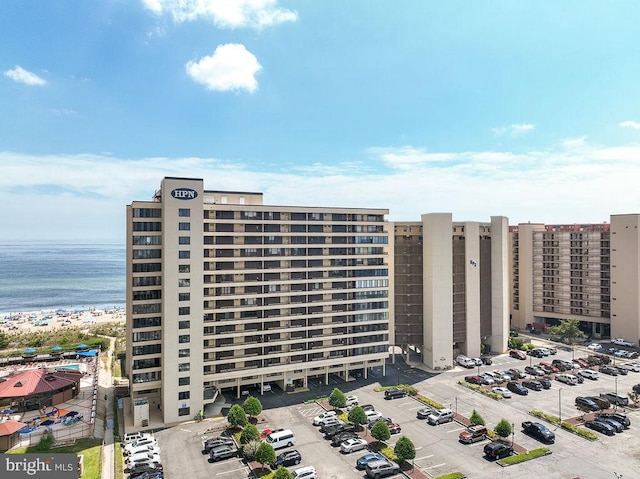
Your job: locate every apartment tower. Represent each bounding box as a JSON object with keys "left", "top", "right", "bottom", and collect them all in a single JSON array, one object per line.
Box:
[{"left": 126, "top": 177, "right": 391, "bottom": 425}]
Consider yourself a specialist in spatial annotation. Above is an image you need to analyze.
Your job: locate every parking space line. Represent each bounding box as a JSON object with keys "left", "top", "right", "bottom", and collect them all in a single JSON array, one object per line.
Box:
[
  {"left": 215, "top": 465, "right": 247, "bottom": 475},
  {"left": 414, "top": 454, "right": 434, "bottom": 461},
  {"left": 446, "top": 426, "right": 465, "bottom": 433},
  {"left": 425, "top": 463, "right": 446, "bottom": 470}
]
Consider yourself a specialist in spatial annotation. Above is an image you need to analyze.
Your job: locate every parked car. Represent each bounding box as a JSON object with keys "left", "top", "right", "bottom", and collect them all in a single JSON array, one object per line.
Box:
[
  {"left": 594, "top": 416, "right": 624, "bottom": 433},
  {"left": 356, "top": 453, "right": 385, "bottom": 470},
  {"left": 588, "top": 343, "right": 603, "bottom": 351},
  {"left": 574, "top": 358, "right": 590, "bottom": 368},
  {"left": 538, "top": 362, "right": 559, "bottom": 374},
  {"left": 620, "top": 363, "right": 640, "bottom": 372},
  {"left": 273, "top": 450, "right": 302, "bottom": 467},
  {"left": 481, "top": 356, "right": 493, "bottom": 365},
  {"left": 319, "top": 417, "right": 344, "bottom": 431},
  {"left": 633, "top": 384, "right": 640, "bottom": 395},
  {"left": 124, "top": 432, "right": 153, "bottom": 445},
  {"left": 508, "top": 368, "right": 525, "bottom": 379},
  {"left": 506, "top": 381, "right": 529, "bottom": 395},
  {"left": 491, "top": 387, "right": 513, "bottom": 398},
  {"left": 365, "top": 460, "right": 400, "bottom": 478},
  {"left": 575, "top": 396, "right": 600, "bottom": 411},
  {"left": 125, "top": 438, "right": 158, "bottom": 454},
  {"left": 522, "top": 380, "right": 543, "bottom": 391},
  {"left": 600, "top": 366, "right": 619, "bottom": 376},
  {"left": 479, "top": 373, "right": 496, "bottom": 385},
  {"left": 427, "top": 408, "right": 454, "bottom": 425},
  {"left": 323, "top": 423, "right": 355, "bottom": 439},
  {"left": 483, "top": 442, "right": 513, "bottom": 460},
  {"left": 388, "top": 423, "right": 402, "bottom": 434},
  {"left": 345, "top": 395, "right": 359, "bottom": 407},
  {"left": 128, "top": 464, "right": 163, "bottom": 478},
  {"left": 340, "top": 437, "right": 368, "bottom": 454},
  {"left": 456, "top": 354, "right": 476, "bottom": 368},
  {"left": 597, "top": 412, "right": 630, "bottom": 429},
  {"left": 521, "top": 421, "right": 555, "bottom": 443},
  {"left": 208, "top": 445, "right": 238, "bottom": 462},
  {"left": 556, "top": 373, "right": 579, "bottom": 385},
  {"left": 585, "top": 420, "right": 615, "bottom": 436},
  {"left": 367, "top": 417, "right": 393, "bottom": 429},
  {"left": 538, "top": 378, "right": 552, "bottom": 389},
  {"left": 416, "top": 407, "right": 433, "bottom": 420},
  {"left": 525, "top": 366, "right": 545, "bottom": 376},
  {"left": 384, "top": 388, "right": 406, "bottom": 400},
  {"left": 125, "top": 444, "right": 161, "bottom": 457},
  {"left": 331, "top": 431, "right": 358, "bottom": 447},
  {"left": 600, "top": 392, "right": 629, "bottom": 406},
  {"left": 459, "top": 425, "right": 488, "bottom": 444},
  {"left": 471, "top": 357, "right": 483, "bottom": 366},
  {"left": 587, "top": 396, "right": 611, "bottom": 410},
  {"left": 529, "top": 349, "right": 545, "bottom": 358},
  {"left": 612, "top": 338, "right": 635, "bottom": 347},
  {"left": 292, "top": 466, "right": 317, "bottom": 479},
  {"left": 578, "top": 369, "right": 599, "bottom": 380},
  {"left": 464, "top": 375, "right": 485, "bottom": 385},
  {"left": 359, "top": 404, "right": 375, "bottom": 412},
  {"left": 509, "top": 350, "right": 527, "bottom": 360},
  {"left": 312, "top": 410, "right": 337, "bottom": 426},
  {"left": 203, "top": 437, "right": 235, "bottom": 453}
]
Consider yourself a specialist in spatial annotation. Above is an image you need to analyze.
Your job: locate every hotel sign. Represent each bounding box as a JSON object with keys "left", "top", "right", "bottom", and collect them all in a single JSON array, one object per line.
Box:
[{"left": 171, "top": 188, "right": 198, "bottom": 200}]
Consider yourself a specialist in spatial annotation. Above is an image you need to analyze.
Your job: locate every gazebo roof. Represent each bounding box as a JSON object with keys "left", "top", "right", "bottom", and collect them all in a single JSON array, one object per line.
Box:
[
  {"left": 0, "top": 369, "right": 83, "bottom": 398},
  {"left": 0, "top": 420, "right": 27, "bottom": 436}
]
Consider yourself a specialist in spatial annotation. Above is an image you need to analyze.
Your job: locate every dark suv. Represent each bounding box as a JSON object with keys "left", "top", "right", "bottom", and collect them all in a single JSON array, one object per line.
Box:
[
  {"left": 483, "top": 442, "right": 513, "bottom": 460},
  {"left": 575, "top": 396, "right": 600, "bottom": 411},
  {"left": 273, "top": 450, "right": 301, "bottom": 467},
  {"left": 384, "top": 388, "right": 406, "bottom": 400}
]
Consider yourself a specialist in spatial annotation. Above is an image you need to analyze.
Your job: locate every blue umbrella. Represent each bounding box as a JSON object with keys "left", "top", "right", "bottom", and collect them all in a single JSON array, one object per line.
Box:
[
  {"left": 1, "top": 409, "right": 14, "bottom": 415},
  {"left": 76, "top": 344, "right": 88, "bottom": 350},
  {"left": 51, "top": 346, "right": 63, "bottom": 352},
  {"left": 23, "top": 348, "right": 37, "bottom": 354}
]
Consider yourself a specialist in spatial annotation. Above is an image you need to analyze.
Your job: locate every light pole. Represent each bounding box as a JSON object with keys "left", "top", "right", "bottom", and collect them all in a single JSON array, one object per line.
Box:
[
  {"left": 558, "top": 388, "right": 563, "bottom": 427},
  {"left": 511, "top": 422, "right": 515, "bottom": 447},
  {"left": 614, "top": 376, "right": 618, "bottom": 411},
  {"left": 455, "top": 396, "right": 458, "bottom": 415},
  {"left": 397, "top": 367, "right": 400, "bottom": 386}
]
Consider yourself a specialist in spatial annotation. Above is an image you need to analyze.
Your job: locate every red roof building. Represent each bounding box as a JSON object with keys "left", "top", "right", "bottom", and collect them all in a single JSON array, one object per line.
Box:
[{"left": 0, "top": 369, "right": 82, "bottom": 411}]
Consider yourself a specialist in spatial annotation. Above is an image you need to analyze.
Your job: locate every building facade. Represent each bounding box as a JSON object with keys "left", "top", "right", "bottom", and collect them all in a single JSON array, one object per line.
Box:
[
  {"left": 511, "top": 214, "right": 640, "bottom": 346},
  {"left": 393, "top": 214, "right": 510, "bottom": 370},
  {"left": 126, "top": 177, "right": 391, "bottom": 425}
]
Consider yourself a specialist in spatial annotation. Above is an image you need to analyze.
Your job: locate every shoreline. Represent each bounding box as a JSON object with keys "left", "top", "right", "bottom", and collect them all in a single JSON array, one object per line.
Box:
[{"left": 0, "top": 307, "right": 126, "bottom": 334}]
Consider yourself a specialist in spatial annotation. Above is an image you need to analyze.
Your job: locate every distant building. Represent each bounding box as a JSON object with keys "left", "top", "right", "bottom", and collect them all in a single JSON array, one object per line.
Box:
[
  {"left": 511, "top": 214, "right": 639, "bottom": 345},
  {"left": 393, "top": 214, "right": 510, "bottom": 370},
  {"left": 126, "top": 177, "right": 391, "bottom": 425}
]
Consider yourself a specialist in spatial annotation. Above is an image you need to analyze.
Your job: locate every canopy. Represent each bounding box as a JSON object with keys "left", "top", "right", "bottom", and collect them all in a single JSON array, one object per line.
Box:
[
  {"left": 51, "top": 346, "right": 63, "bottom": 352},
  {"left": 1, "top": 408, "right": 14, "bottom": 415},
  {"left": 75, "top": 344, "right": 88, "bottom": 350},
  {"left": 23, "top": 348, "right": 36, "bottom": 354},
  {"left": 76, "top": 350, "right": 97, "bottom": 357}
]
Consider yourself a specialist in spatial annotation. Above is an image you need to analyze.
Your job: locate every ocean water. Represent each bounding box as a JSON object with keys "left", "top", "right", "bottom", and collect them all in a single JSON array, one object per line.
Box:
[{"left": 0, "top": 242, "right": 126, "bottom": 314}]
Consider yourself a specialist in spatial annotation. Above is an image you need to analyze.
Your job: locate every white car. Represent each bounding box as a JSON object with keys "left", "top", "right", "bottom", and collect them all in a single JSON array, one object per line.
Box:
[
  {"left": 123, "top": 432, "right": 153, "bottom": 444},
  {"left": 587, "top": 343, "right": 603, "bottom": 351},
  {"left": 345, "top": 395, "right": 359, "bottom": 407},
  {"left": 578, "top": 369, "right": 599, "bottom": 380},
  {"left": 126, "top": 452, "right": 162, "bottom": 466},
  {"left": 318, "top": 417, "right": 344, "bottom": 429},
  {"left": 124, "top": 444, "right": 161, "bottom": 457},
  {"left": 623, "top": 362, "right": 640, "bottom": 372},
  {"left": 292, "top": 466, "right": 316, "bottom": 479},
  {"left": 491, "top": 387, "right": 513, "bottom": 398},
  {"left": 124, "top": 438, "right": 158, "bottom": 454},
  {"left": 312, "top": 410, "right": 337, "bottom": 426},
  {"left": 340, "top": 437, "right": 368, "bottom": 453},
  {"left": 365, "top": 411, "right": 383, "bottom": 422}
]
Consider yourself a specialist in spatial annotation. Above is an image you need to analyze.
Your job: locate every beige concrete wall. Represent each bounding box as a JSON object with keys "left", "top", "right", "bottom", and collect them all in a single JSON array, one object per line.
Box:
[
  {"left": 610, "top": 214, "right": 640, "bottom": 345},
  {"left": 490, "top": 216, "right": 509, "bottom": 353},
  {"left": 464, "top": 222, "right": 481, "bottom": 358},
  {"left": 511, "top": 223, "right": 545, "bottom": 329},
  {"left": 422, "top": 213, "right": 453, "bottom": 370}
]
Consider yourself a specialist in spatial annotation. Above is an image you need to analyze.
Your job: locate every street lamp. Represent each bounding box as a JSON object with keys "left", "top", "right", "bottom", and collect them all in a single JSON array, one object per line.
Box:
[
  {"left": 397, "top": 367, "right": 400, "bottom": 386},
  {"left": 614, "top": 376, "right": 618, "bottom": 411},
  {"left": 511, "top": 422, "right": 515, "bottom": 447},
  {"left": 558, "top": 388, "right": 563, "bottom": 427}
]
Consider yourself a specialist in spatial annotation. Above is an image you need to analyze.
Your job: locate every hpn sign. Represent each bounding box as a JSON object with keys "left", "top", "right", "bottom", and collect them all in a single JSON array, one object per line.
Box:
[{"left": 171, "top": 188, "right": 198, "bottom": 200}]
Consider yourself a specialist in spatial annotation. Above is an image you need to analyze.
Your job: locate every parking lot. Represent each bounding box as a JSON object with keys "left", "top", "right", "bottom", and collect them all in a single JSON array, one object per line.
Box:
[{"left": 150, "top": 340, "right": 640, "bottom": 479}]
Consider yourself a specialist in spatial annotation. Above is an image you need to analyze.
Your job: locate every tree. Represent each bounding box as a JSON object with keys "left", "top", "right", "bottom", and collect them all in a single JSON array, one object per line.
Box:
[
  {"left": 0, "top": 331, "right": 9, "bottom": 349},
  {"left": 508, "top": 337, "right": 524, "bottom": 350},
  {"left": 227, "top": 404, "right": 247, "bottom": 428},
  {"left": 255, "top": 442, "right": 276, "bottom": 470},
  {"left": 347, "top": 406, "right": 368, "bottom": 430},
  {"left": 240, "top": 423, "right": 260, "bottom": 444},
  {"left": 546, "top": 319, "right": 585, "bottom": 351},
  {"left": 272, "top": 467, "right": 293, "bottom": 479},
  {"left": 494, "top": 419, "right": 512, "bottom": 439},
  {"left": 470, "top": 409, "right": 485, "bottom": 426},
  {"left": 241, "top": 440, "right": 260, "bottom": 461},
  {"left": 394, "top": 435, "right": 416, "bottom": 463},
  {"left": 243, "top": 396, "right": 263, "bottom": 419},
  {"left": 371, "top": 421, "right": 391, "bottom": 442},
  {"left": 328, "top": 388, "right": 346, "bottom": 409}
]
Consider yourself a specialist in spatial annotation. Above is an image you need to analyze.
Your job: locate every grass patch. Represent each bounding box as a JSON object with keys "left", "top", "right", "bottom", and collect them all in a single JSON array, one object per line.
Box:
[
  {"left": 114, "top": 442, "right": 124, "bottom": 479},
  {"left": 8, "top": 438, "right": 103, "bottom": 479},
  {"left": 414, "top": 394, "right": 444, "bottom": 410},
  {"left": 458, "top": 380, "right": 504, "bottom": 400},
  {"left": 529, "top": 410, "right": 598, "bottom": 441},
  {"left": 304, "top": 396, "right": 328, "bottom": 404},
  {"left": 499, "top": 447, "right": 550, "bottom": 466},
  {"left": 434, "top": 473, "right": 466, "bottom": 479}
]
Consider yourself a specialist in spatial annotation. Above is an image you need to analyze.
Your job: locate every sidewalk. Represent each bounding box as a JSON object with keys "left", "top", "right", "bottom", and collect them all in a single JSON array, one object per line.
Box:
[{"left": 100, "top": 337, "right": 115, "bottom": 479}]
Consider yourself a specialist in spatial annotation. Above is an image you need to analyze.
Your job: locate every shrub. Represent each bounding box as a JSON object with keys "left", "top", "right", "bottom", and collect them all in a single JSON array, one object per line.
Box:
[
  {"left": 371, "top": 421, "right": 391, "bottom": 442},
  {"left": 401, "top": 385, "right": 418, "bottom": 396},
  {"left": 394, "top": 435, "right": 416, "bottom": 462},
  {"left": 494, "top": 419, "right": 512, "bottom": 438},
  {"left": 255, "top": 442, "right": 276, "bottom": 469},
  {"left": 415, "top": 394, "right": 444, "bottom": 410},
  {"left": 36, "top": 429, "right": 55, "bottom": 451},
  {"left": 240, "top": 424, "right": 260, "bottom": 444},
  {"left": 272, "top": 467, "right": 293, "bottom": 479},
  {"left": 227, "top": 404, "right": 248, "bottom": 428},
  {"left": 470, "top": 409, "right": 485, "bottom": 426},
  {"left": 347, "top": 406, "right": 367, "bottom": 429},
  {"left": 328, "top": 388, "right": 346, "bottom": 409},
  {"left": 528, "top": 410, "right": 598, "bottom": 441},
  {"left": 243, "top": 396, "right": 263, "bottom": 418},
  {"left": 434, "top": 473, "right": 466, "bottom": 479},
  {"left": 500, "top": 447, "right": 550, "bottom": 466}
]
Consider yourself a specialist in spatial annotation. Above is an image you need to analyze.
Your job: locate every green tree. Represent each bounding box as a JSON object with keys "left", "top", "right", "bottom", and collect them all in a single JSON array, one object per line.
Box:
[
  {"left": 508, "top": 337, "right": 524, "bottom": 350},
  {"left": 255, "top": 442, "right": 276, "bottom": 470},
  {"left": 241, "top": 440, "right": 260, "bottom": 461},
  {"left": 494, "top": 419, "right": 512, "bottom": 439},
  {"left": 243, "top": 396, "right": 263, "bottom": 419},
  {"left": 227, "top": 404, "right": 248, "bottom": 428},
  {"left": 347, "top": 406, "right": 368, "bottom": 430},
  {"left": 240, "top": 423, "right": 260, "bottom": 444},
  {"left": 546, "top": 319, "right": 585, "bottom": 350},
  {"left": 469, "top": 409, "right": 485, "bottom": 426},
  {"left": 394, "top": 435, "right": 416, "bottom": 463},
  {"left": 272, "top": 467, "right": 293, "bottom": 479},
  {"left": 328, "top": 387, "right": 346, "bottom": 409},
  {"left": 371, "top": 421, "right": 391, "bottom": 442},
  {"left": 0, "top": 331, "right": 9, "bottom": 349}
]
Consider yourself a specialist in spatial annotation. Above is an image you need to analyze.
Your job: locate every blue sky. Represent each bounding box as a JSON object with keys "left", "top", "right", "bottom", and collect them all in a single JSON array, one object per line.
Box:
[{"left": 2, "top": 0, "right": 640, "bottom": 242}]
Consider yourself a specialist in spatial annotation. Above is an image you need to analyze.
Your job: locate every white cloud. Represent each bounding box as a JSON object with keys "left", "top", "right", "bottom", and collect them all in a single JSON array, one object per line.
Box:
[
  {"left": 142, "top": 0, "right": 297, "bottom": 29},
  {"left": 4, "top": 66, "right": 46, "bottom": 86},
  {"left": 493, "top": 123, "right": 535, "bottom": 137},
  {"left": 619, "top": 120, "right": 640, "bottom": 129},
  {"left": 2, "top": 139, "right": 639, "bottom": 242},
  {"left": 186, "top": 43, "right": 261, "bottom": 93}
]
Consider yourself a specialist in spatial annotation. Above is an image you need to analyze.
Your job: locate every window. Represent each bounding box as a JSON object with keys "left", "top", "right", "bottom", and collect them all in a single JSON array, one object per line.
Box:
[
  {"left": 133, "top": 235, "right": 162, "bottom": 245},
  {"left": 179, "top": 222, "right": 190, "bottom": 231},
  {"left": 178, "top": 279, "right": 190, "bottom": 287},
  {"left": 178, "top": 335, "right": 190, "bottom": 344},
  {"left": 178, "top": 348, "right": 190, "bottom": 358},
  {"left": 179, "top": 391, "right": 190, "bottom": 400},
  {"left": 179, "top": 236, "right": 190, "bottom": 245},
  {"left": 179, "top": 307, "right": 190, "bottom": 315},
  {"left": 178, "top": 363, "right": 190, "bottom": 372},
  {"left": 179, "top": 251, "right": 190, "bottom": 259},
  {"left": 178, "top": 320, "right": 190, "bottom": 329},
  {"left": 178, "top": 208, "right": 190, "bottom": 217},
  {"left": 178, "top": 407, "right": 190, "bottom": 416},
  {"left": 179, "top": 292, "right": 190, "bottom": 301},
  {"left": 178, "top": 377, "right": 190, "bottom": 386},
  {"left": 179, "top": 264, "right": 190, "bottom": 273}
]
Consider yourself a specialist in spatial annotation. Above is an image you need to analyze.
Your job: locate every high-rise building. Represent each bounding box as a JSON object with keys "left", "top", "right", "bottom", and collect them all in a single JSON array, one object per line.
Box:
[
  {"left": 511, "top": 214, "right": 640, "bottom": 345},
  {"left": 126, "top": 177, "right": 391, "bottom": 425},
  {"left": 393, "top": 214, "right": 510, "bottom": 370}
]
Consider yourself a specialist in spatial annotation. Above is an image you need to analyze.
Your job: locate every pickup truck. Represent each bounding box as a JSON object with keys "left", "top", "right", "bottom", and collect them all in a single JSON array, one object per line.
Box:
[
  {"left": 521, "top": 421, "right": 555, "bottom": 443},
  {"left": 611, "top": 338, "right": 635, "bottom": 347}
]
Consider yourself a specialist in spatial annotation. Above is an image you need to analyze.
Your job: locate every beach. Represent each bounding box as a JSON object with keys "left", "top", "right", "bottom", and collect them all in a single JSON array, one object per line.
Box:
[{"left": 0, "top": 307, "right": 126, "bottom": 334}]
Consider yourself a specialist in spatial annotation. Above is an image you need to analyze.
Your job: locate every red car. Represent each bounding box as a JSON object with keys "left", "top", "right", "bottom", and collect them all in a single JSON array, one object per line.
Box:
[
  {"left": 388, "top": 423, "right": 402, "bottom": 434},
  {"left": 510, "top": 350, "right": 527, "bottom": 360},
  {"left": 539, "top": 362, "right": 559, "bottom": 374}
]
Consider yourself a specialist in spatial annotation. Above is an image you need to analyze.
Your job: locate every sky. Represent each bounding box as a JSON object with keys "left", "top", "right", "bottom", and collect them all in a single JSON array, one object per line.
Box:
[{"left": 2, "top": 0, "right": 640, "bottom": 243}]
